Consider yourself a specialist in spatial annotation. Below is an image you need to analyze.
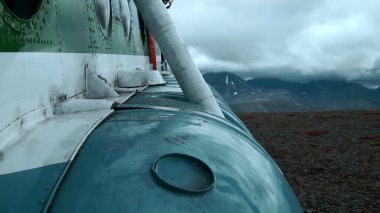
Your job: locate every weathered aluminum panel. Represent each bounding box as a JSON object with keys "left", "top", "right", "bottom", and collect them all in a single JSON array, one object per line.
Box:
[{"left": 0, "top": 52, "right": 146, "bottom": 136}]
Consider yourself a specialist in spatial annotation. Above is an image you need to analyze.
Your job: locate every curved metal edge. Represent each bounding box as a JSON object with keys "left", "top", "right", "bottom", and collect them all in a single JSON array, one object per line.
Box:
[
  {"left": 150, "top": 153, "right": 216, "bottom": 194},
  {"left": 42, "top": 110, "right": 115, "bottom": 212}
]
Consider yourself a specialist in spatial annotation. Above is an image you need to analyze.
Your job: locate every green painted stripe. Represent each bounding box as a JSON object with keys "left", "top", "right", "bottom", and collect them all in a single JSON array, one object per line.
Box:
[{"left": 0, "top": 0, "right": 146, "bottom": 55}]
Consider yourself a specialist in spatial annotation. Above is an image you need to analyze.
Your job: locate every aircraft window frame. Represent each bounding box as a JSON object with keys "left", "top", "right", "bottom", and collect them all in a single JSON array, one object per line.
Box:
[
  {"left": 0, "top": 0, "right": 43, "bottom": 34},
  {"left": 0, "top": 0, "right": 43, "bottom": 20},
  {"left": 95, "top": 0, "right": 112, "bottom": 38},
  {"left": 119, "top": 0, "right": 131, "bottom": 42},
  {"left": 111, "top": 0, "right": 121, "bottom": 21}
]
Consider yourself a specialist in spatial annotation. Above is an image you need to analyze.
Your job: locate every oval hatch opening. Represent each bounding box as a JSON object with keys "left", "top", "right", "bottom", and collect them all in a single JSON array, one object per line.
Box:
[
  {"left": 2, "top": 0, "right": 42, "bottom": 19},
  {"left": 151, "top": 153, "right": 215, "bottom": 194}
]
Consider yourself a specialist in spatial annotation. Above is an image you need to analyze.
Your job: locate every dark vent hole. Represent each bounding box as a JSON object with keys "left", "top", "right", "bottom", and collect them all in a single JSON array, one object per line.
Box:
[{"left": 3, "top": 0, "right": 41, "bottom": 19}]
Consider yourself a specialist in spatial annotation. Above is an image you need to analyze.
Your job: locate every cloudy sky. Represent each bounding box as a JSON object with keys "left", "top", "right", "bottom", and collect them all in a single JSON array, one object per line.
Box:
[{"left": 168, "top": 0, "right": 380, "bottom": 87}]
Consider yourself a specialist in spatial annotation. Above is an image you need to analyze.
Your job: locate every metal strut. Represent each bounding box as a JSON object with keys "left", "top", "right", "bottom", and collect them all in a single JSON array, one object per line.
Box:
[{"left": 133, "top": 0, "right": 224, "bottom": 117}]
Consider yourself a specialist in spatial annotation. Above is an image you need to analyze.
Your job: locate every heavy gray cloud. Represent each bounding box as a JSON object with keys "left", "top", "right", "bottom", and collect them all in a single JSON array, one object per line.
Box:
[{"left": 168, "top": 0, "right": 380, "bottom": 87}]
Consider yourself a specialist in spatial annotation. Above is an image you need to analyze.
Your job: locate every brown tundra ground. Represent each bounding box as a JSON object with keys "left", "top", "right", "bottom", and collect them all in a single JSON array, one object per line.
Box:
[{"left": 237, "top": 110, "right": 380, "bottom": 212}]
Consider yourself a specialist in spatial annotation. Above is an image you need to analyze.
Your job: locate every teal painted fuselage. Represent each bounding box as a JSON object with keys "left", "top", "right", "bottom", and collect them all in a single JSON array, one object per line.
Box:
[{"left": 0, "top": 0, "right": 302, "bottom": 212}]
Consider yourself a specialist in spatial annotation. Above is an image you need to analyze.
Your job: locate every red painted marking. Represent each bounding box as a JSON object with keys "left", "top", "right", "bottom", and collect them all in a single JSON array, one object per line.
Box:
[
  {"left": 148, "top": 32, "right": 157, "bottom": 70},
  {"left": 359, "top": 136, "right": 379, "bottom": 140},
  {"left": 305, "top": 130, "right": 329, "bottom": 136}
]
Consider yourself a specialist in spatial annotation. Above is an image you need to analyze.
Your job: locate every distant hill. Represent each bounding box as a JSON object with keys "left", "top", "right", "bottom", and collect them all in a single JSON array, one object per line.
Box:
[{"left": 204, "top": 72, "right": 380, "bottom": 112}]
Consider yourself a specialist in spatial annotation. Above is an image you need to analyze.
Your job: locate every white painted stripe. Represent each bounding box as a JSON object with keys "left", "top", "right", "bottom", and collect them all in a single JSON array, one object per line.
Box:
[
  {"left": 0, "top": 109, "right": 109, "bottom": 175},
  {"left": 0, "top": 93, "right": 135, "bottom": 175},
  {"left": 0, "top": 52, "right": 149, "bottom": 133},
  {"left": 0, "top": 51, "right": 153, "bottom": 175}
]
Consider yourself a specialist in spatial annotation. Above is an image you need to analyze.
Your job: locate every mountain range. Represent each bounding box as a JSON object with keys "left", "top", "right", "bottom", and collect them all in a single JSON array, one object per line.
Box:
[{"left": 203, "top": 72, "right": 380, "bottom": 112}]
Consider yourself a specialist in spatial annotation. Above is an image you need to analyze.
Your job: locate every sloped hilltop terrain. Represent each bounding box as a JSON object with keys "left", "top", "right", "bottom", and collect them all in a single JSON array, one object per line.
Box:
[
  {"left": 238, "top": 110, "right": 380, "bottom": 212},
  {"left": 204, "top": 72, "right": 380, "bottom": 113}
]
